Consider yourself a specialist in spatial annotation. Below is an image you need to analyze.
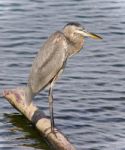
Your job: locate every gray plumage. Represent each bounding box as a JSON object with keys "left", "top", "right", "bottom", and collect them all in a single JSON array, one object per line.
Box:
[
  {"left": 25, "top": 22, "right": 102, "bottom": 132},
  {"left": 28, "top": 31, "right": 67, "bottom": 95}
]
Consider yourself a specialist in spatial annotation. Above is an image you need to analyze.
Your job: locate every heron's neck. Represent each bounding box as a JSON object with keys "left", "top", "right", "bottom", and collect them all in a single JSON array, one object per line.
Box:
[{"left": 67, "top": 37, "right": 84, "bottom": 57}]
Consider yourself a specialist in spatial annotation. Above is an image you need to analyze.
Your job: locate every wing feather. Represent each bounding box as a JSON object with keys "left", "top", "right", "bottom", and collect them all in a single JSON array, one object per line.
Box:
[{"left": 28, "top": 31, "right": 67, "bottom": 94}]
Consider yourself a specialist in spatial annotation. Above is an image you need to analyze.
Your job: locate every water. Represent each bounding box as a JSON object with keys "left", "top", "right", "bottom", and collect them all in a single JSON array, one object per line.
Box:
[{"left": 0, "top": 0, "right": 125, "bottom": 149}]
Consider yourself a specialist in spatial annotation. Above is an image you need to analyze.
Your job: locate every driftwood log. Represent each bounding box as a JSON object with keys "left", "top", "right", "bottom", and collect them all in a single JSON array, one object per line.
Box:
[{"left": 2, "top": 88, "right": 76, "bottom": 150}]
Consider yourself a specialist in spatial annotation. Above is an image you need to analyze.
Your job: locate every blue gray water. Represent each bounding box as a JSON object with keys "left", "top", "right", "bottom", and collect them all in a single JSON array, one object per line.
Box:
[{"left": 0, "top": 0, "right": 125, "bottom": 150}]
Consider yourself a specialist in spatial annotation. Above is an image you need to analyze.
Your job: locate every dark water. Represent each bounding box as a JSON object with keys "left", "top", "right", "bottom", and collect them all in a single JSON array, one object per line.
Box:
[{"left": 0, "top": 0, "right": 125, "bottom": 150}]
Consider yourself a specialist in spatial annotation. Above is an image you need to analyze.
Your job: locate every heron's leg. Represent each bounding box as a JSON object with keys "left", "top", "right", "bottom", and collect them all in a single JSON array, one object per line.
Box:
[
  {"left": 48, "top": 69, "right": 64, "bottom": 133},
  {"left": 48, "top": 77, "right": 57, "bottom": 132}
]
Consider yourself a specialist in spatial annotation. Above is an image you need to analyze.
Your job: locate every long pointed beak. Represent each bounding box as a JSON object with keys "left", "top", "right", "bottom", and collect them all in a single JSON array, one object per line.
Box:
[{"left": 82, "top": 30, "right": 102, "bottom": 40}]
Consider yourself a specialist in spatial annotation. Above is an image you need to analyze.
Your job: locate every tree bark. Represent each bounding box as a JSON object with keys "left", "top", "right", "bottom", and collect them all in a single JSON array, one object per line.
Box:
[{"left": 2, "top": 88, "right": 76, "bottom": 150}]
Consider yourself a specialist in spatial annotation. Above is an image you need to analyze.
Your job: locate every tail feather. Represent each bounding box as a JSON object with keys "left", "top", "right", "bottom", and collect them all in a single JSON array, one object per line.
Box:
[{"left": 24, "top": 86, "right": 33, "bottom": 106}]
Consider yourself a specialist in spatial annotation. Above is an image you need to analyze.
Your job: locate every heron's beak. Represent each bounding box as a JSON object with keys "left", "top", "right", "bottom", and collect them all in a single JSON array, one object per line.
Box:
[{"left": 82, "top": 30, "right": 102, "bottom": 40}]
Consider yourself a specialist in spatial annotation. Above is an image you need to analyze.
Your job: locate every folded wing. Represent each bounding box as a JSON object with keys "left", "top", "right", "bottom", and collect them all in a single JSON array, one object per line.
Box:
[{"left": 28, "top": 31, "right": 68, "bottom": 95}]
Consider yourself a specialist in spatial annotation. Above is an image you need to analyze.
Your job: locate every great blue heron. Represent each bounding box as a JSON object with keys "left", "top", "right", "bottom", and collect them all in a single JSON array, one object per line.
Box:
[{"left": 25, "top": 22, "right": 102, "bottom": 132}]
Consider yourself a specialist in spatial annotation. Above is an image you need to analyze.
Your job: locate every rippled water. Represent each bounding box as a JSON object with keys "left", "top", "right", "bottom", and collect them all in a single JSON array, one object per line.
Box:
[{"left": 0, "top": 0, "right": 125, "bottom": 150}]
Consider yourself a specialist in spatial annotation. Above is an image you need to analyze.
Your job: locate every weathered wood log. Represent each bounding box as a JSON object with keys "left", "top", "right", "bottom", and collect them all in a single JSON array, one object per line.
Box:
[{"left": 2, "top": 88, "right": 76, "bottom": 150}]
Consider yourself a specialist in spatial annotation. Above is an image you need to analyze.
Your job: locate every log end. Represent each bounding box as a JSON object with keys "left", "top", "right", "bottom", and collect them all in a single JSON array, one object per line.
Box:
[{"left": 2, "top": 88, "right": 76, "bottom": 150}]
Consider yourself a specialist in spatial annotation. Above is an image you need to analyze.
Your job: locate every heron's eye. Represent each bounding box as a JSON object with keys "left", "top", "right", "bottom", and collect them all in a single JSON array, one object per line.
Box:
[{"left": 78, "top": 28, "right": 86, "bottom": 32}]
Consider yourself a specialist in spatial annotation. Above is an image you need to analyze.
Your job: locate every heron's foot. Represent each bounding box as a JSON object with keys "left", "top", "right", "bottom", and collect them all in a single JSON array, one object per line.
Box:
[
  {"left": 50, "top": 126, "right": 58, "bottom": 138},
  {"left": 50, "top": 120, "right": 58, "bottom": 138}
]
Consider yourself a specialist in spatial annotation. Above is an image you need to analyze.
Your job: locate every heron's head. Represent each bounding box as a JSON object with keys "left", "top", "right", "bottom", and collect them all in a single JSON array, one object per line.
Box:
[{"left": 63, "top": 22, "right": 102, "bottom": 42}]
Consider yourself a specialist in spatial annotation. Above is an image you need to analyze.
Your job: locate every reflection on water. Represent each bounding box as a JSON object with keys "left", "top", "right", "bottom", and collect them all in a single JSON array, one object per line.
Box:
[
  {"left": 0, "top": 0, "right": 125, "bottom": 150},
  {"left": 3, "top": 113, "right": 49, "bottom": 150}
]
